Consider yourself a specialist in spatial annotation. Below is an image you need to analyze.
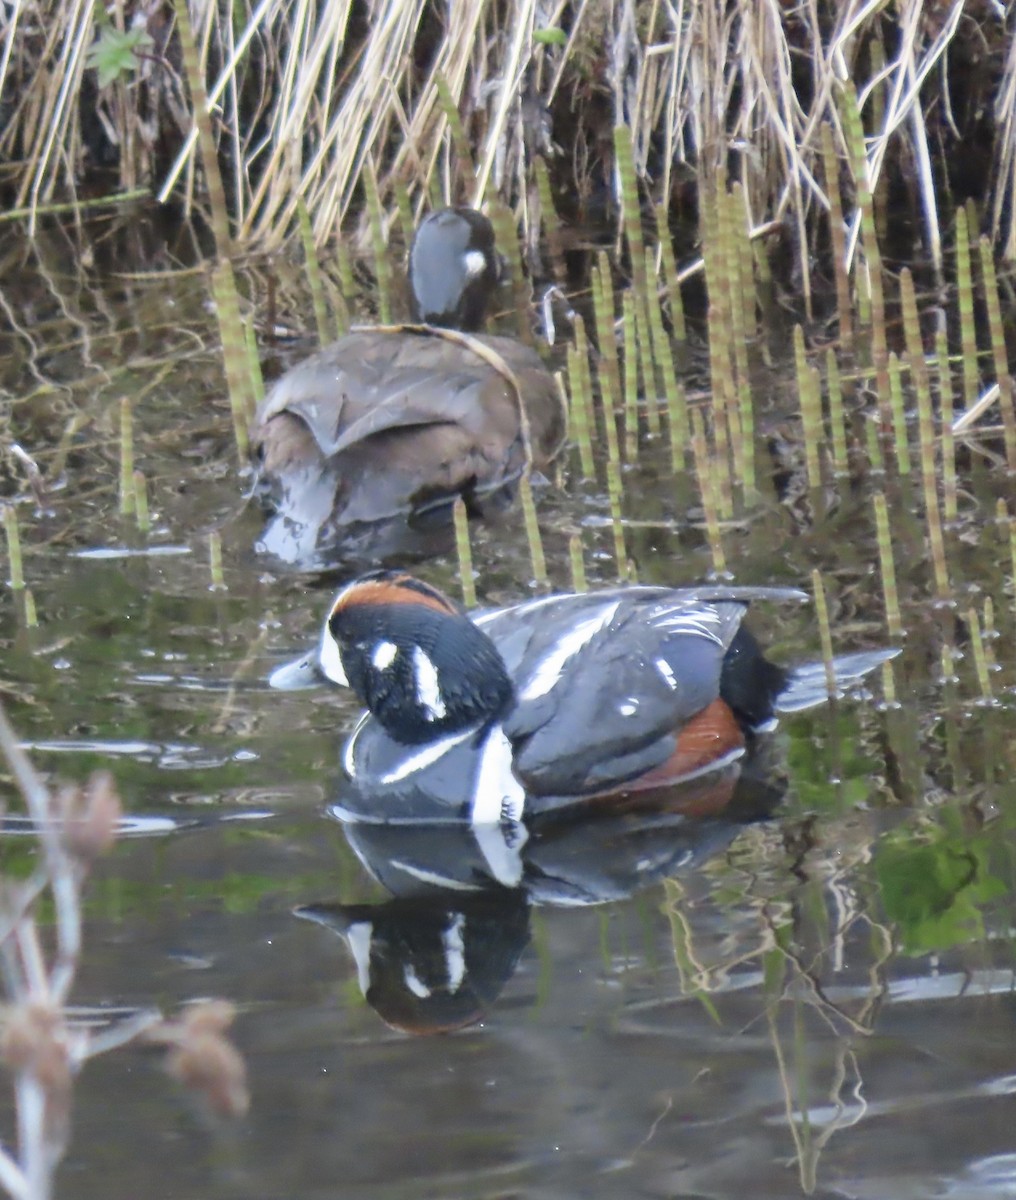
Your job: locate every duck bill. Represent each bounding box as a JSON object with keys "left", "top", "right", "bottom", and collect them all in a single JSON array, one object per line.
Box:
[{"left": 269, "top": 651, "right": 324, "bottom": 690}]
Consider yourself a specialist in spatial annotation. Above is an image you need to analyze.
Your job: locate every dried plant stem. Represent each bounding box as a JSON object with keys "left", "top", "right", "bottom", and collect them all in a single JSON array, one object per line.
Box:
[
  {"left": 211, "top": 262, "right": 254, "bottom": 462},
  {"left": 172, "top": 0, "right": 232, "bottom": 258},
  {"left": 452, "top": 498, "right": 476, "bottom": 609},
  {"left": 842, "top": 88, "right": 890, "bottom": 429},
  {"left": 297, "top": 198, "right": 331, "bottom": 347},
  {"left": 365, "top": 167, "right": 393, "bottom": 325},
  {"left": 821, "top": 123, "right": 853, "bottom": 353}
]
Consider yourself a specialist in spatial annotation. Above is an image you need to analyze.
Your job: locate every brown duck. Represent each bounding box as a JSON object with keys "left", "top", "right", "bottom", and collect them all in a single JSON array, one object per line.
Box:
[{"left": 252, "top": 208, "right": 567, "bottom": 567}]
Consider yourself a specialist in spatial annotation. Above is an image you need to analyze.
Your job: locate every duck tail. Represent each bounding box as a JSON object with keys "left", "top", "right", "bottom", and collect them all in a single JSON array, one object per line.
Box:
[{"left": 775, "top": 648, "right": 901, "bottom": 714}]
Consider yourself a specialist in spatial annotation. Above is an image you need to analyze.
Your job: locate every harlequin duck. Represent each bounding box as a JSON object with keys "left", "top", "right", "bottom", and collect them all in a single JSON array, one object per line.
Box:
[
  {"left": 270, "top": 571, "right": 898, "bottom": 834},
  {"left": 252, "top": 208, "right": 567, "bottom": 567}
]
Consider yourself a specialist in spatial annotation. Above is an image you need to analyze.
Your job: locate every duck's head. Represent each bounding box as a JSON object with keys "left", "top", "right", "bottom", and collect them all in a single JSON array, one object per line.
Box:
[
  {"left": 408, "top": 208, "right": 501, "bottom": 332},
  {"left": 272, "top": 571, "right": 513, "bottom": 744}
]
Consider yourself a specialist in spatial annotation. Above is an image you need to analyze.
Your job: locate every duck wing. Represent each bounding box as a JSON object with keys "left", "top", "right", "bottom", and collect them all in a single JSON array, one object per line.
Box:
[{"left": 491, "top": 591, "right": 757, "bottom": 797}]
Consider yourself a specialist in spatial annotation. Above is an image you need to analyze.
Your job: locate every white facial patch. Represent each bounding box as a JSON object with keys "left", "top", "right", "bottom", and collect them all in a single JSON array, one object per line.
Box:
[
  {"left": 319, "top": 625, "right": 348, "bottom": 686},
  {"left": 372, "top": 640, "right": 398, "bottom": 671},
  {"left": 463, "top": 248, "right": 488, "bottom": 279},
  {"left": 412, "top": 645, "right": 447, "bottom": 720}
]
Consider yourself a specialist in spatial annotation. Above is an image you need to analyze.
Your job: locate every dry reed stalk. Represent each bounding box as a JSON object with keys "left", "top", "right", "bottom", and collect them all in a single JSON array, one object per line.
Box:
[
  {"left": 365, "top": 166, "right": 393, "bottom": 325},
  {"left": 977, "top": 237, "right": 1016, "bottom": 470},
  {"left": 841, "top": 88, "right": 891, "bottom": 431},
  {"left": 724, "top": 188, "right": 755, "bottom": 498},
  {"left": 211, "top": 262, "right": 254, "bottom": 461},
  {"left": 821, "top": 123, "right": 853, "bottom": 354},
  {"left": 173, "top": 0, "right": 233, "bottom": 258},
  {"left": 452, "top": 498, "right": 476, "bottom": 609},
  {"left": 297, "top": 198, "right": 331, "bottom": 347}
]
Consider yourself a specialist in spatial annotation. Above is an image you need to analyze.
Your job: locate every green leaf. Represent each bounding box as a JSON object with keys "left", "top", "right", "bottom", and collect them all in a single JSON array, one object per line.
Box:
[
  {"left": 86, "top": 26, "right": 153, "bottom": 88},
  {"left": 876, "top": 828, "right": 1006, "bottom": 955},
  {"left": 533, "top": 27, "right": 568, "bottom": 46}
]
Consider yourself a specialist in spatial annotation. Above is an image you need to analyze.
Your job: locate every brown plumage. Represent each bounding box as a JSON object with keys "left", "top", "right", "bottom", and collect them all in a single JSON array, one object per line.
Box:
[{"left": 251, "top": 208, "right": 566, "bottom": 568}]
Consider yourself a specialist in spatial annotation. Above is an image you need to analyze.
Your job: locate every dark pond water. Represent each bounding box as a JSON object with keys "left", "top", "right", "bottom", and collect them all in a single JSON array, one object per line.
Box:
[{"left": 2, "top": 212, "right": 1016, "bottom": 1199}]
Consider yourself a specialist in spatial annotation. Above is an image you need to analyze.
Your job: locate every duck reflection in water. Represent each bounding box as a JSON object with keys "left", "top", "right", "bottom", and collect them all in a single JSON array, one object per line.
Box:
[
  {"left": 297, "top": 748, "right": 785, "bottom": 1035},
  {"left": 276, "top": 570, "right": 898, "bottom": 1033}
]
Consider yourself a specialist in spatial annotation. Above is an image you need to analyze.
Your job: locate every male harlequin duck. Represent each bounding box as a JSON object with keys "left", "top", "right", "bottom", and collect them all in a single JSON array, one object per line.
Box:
[
  {"left": 252, "top": 208, "right": 567, "bottom": 566},
  {"left": 270, "top": 571, "right": 898, "bottom": 835}
]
